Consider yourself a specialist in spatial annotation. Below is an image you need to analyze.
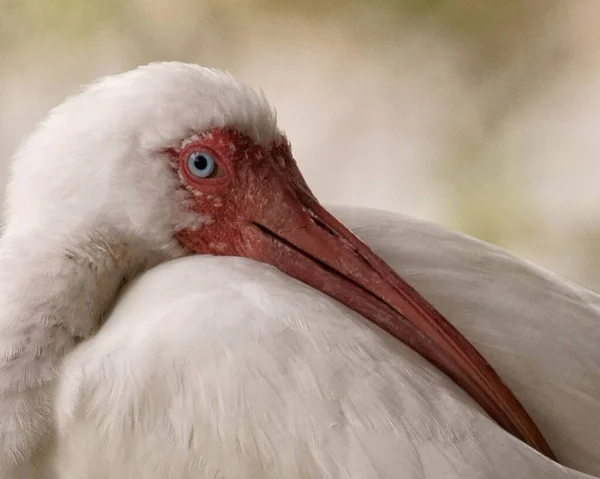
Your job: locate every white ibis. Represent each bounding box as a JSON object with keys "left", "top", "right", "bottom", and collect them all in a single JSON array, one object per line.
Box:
[{"left": 0, "top": 62, "right": 596, "bottom": 478}]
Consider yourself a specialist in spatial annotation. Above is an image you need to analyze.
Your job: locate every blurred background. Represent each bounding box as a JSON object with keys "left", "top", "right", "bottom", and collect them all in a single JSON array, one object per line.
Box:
[{"left": 1, "top": 0, "right": 600, "bottom": 289}]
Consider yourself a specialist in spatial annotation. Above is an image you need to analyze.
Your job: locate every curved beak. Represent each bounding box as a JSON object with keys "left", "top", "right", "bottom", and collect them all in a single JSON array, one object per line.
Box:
[{"left": 244, "top": 187, "right": 555, "bottom": 460}]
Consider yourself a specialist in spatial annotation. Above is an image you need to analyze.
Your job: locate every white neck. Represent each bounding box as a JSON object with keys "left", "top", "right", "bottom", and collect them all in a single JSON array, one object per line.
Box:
[{"left": 0, "top": 226, "right": 153, "bottom": 476}]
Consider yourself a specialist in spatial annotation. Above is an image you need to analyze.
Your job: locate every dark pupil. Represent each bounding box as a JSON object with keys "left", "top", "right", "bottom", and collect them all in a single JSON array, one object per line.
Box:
[{"left": 193, "top": 154, "right": 208, "bottom": 171}]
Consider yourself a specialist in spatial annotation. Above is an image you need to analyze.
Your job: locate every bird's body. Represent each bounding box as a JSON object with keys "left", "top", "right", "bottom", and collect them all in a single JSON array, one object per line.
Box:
[
  {"left": 50, "top": 206, "right": 600, "bottom": 478},
  {"left": 0, "top": 62, "right": 596, "bottom": 477}
]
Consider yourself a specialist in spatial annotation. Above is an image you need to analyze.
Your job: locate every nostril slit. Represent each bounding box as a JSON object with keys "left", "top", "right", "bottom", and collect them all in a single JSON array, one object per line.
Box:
[{"left": 311, "top": 216, "right": 337, "bottom": 238}]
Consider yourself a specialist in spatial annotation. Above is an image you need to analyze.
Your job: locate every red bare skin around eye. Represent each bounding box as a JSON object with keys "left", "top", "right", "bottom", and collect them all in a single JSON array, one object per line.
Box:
[{"left": 174, "top": 127, "right": 302, "bottom": 257}]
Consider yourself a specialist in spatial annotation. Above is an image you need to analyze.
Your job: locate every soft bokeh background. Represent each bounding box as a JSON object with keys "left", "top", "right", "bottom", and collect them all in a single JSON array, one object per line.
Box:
[{"left": 2, "top": 0, "right": 600, "bottom": 289}]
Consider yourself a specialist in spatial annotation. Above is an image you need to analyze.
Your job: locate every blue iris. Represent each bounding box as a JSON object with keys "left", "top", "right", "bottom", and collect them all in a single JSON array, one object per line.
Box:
[{"left": 186, "top": 151, "right": 215, "bottom": 178}]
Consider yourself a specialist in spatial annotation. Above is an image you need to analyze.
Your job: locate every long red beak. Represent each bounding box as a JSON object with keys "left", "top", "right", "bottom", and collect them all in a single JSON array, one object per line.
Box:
[{"left": 242, "top": 189, "right": 555, "bottom": 460}]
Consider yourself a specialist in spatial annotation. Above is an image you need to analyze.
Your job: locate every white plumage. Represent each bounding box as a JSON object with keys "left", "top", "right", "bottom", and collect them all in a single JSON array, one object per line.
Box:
[
  {"left": 0, "top": 62, "right": 598, "bottom": 478},
  {"left": 50, "top": 207, "right": 600, "bottom": 479}
]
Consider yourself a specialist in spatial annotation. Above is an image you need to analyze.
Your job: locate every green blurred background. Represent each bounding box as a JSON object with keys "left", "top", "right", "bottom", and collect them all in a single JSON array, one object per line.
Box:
[{"left": 2, "top": 0, "right": 600, "bottom": 289}]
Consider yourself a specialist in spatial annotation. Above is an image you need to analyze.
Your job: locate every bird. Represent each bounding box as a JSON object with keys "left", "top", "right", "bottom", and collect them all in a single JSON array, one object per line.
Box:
[{"left": 0, "top": 61, "right": 596, "bottom": 478}]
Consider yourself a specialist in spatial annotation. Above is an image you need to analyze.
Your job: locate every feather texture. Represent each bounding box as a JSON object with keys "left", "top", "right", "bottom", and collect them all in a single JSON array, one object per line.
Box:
[{"left": 47, "top": 207, "right": 600, "bottom": 478}]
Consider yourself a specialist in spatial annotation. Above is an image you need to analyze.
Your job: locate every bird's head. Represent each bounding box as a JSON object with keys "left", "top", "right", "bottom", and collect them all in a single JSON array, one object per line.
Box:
[
  {"left": 3, "top": 63, "right": 281, "bottom": 258},
  {"left": 1, "top": 62, "right": 552, "bottom": 458}
]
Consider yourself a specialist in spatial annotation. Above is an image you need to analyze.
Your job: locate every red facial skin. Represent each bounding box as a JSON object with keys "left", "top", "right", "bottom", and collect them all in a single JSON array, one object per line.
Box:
[{"left": 173, "top": 127, "right": 555, "bottom": 460}]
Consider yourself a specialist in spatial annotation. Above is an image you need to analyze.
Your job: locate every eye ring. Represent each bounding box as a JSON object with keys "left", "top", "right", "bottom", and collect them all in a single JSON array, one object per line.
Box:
[{"left": 185, "top": 150, "right": 217, "bottom": 179}]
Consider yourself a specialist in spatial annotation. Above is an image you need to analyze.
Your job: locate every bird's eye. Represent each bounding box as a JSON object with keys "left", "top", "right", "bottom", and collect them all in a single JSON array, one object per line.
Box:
[{"left": 186, "top": 151, "right": 217, "bottom": 178}]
